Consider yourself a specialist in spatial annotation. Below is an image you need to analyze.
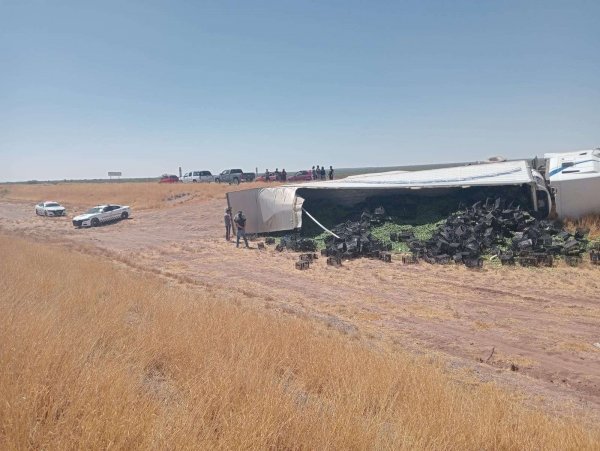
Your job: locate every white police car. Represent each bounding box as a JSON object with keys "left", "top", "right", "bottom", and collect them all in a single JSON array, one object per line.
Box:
[
  {"left": 35, "top": 201, "right": 66, "bottom": 216},
  {"left": 72, "top": 204, "right": 131, "bottom": 228}
]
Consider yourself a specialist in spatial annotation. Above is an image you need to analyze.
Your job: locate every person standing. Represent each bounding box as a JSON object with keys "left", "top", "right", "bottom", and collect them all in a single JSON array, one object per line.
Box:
[
  {"left": 329, "top": 165, "right": 334, "bottom": 180},
  {"left": 315, "top": 165, "right": 320, "bottom": 180},
  {"left": 274, "top": 168, "right": 280, "bottom": 181},
  {"left": 224, "top": 207, "right": 232, "bottom": 241},
  {"left": 234, "top": 210, "right": 250, "bottom": 248},
  {"left": 264, "top": 169, "right": 270, "bottom": 182},
  {"left": 311, "top": 166, "right": 316, "bottom": 180},
  {"left": 320, "top": 165, "right": 326, "bottom": 180},
  {"left": 281, "top": 168, "right": 287, "bottom": 182}
]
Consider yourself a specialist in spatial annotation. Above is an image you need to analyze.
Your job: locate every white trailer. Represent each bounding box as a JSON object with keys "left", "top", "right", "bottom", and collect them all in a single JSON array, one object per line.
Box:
[
  {"left": 227, "top": 160, "right": 552, "bottom": 234},
  {"left": 544, "top": 149, "right": 600, "bottom": 219}
]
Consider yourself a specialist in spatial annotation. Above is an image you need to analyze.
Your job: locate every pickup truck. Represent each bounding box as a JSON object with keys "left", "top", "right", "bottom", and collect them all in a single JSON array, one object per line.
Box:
[{"left": 215, "top": 169, "right": 256, "bottom": 185}]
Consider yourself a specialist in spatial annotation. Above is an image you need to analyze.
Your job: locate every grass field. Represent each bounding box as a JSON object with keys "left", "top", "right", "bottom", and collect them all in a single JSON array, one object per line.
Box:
[
  {"left": 0, "top": 181, "right": 272, "bottom": 211},
  {"left": 1, "top": 233, "right": 599, "bottom": 449}
]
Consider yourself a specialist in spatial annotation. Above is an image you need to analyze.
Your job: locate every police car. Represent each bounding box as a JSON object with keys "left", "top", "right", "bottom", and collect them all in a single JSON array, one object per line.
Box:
[
  {"left": 72, "top": 204, "right": 131, "bottom": 228},
  {"left": 35, "top": 201, "right": 66, "bottom": 216}
]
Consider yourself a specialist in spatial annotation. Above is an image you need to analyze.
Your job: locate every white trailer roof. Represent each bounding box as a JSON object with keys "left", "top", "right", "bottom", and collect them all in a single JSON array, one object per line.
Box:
[{"left": 285, "top": 160, "right": 534, "bottom": 190}]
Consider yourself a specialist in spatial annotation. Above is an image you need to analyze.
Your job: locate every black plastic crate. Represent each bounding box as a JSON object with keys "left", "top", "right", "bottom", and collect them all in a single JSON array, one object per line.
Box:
[
  {"left": 401, "top": 254, "right": 419, "bottom": 264},
  {"left": 379, "top": 252, "right": 392, "bottom": 263},
  {"left": 326, "top": 256, "right": 342, "bottom": 267},
  {"left": 565, "top": 255, "right": 582, "bottom": 267},
  {"left": 518, "top": 256, "right": 539, "bottom": 267},
  {"left": 295, "top": 260, "right": 310, "bottom": 270}
]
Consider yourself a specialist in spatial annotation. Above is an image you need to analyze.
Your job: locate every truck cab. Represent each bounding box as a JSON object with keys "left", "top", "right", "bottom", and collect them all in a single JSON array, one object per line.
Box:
[{"left": 545, "top": 149, "right": 600, "bottom": 218}]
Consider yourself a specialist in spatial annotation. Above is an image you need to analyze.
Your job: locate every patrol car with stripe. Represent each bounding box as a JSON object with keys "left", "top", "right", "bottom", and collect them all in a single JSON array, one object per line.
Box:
[{"left": 72, "top": 204, "right": 131, "bottom": 228}]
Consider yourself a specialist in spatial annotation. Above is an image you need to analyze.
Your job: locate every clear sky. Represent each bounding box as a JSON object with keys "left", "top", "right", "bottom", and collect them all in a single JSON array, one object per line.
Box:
[{"left": 1, "top": 0, "right": 598, "bottom": 181}]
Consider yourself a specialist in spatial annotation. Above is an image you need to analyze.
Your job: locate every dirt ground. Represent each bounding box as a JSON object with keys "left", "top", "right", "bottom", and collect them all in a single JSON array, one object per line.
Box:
[{"left": 2, "top": 197, "right": 600, "bottom": 419}]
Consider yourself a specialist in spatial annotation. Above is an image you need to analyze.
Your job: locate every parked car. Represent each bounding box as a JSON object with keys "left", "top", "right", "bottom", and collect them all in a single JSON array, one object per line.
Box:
[
  {"left": 181, "top": 170, "right": 214, "bottom": 183},
  {"left": 256, "top": 173, "right": 279, "bottom": 182},
  {"left": 72, "top": 205, "right": 131, "bottom": 228},
  {"left": 288, "top": 170, "right": 313, "bottom": 182},
  {"left": 35, "top": 201, "right": 66, "bottom": 216},
  {"left": 159, "top": 174, "right": 180, "bottom": 183},
  {"left": 214, "top": 169, "right": 255, "bottom": 185}
]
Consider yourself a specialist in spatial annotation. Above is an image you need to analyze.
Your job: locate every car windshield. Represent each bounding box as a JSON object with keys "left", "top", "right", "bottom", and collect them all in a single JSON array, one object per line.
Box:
[
  {"left": 45, "top": 203, "right": 60, "bottom": 207},
  {"left": 86, "top": 207, "right": 103, "bottom": 214}
]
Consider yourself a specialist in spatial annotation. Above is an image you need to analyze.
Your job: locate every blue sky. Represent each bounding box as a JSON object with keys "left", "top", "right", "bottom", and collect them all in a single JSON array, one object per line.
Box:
[{"left": 1, "top": 0, "right": 598, "bottom": 181}]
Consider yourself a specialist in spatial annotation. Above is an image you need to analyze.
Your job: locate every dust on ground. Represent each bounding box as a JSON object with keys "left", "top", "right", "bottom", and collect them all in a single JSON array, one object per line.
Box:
[{"left": 2, "top": 197, "right": 600, "bottom": 419}]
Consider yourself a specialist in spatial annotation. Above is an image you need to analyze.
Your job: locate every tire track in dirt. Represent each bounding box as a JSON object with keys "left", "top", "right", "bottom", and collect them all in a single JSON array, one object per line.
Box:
[{"left": 2, "top": 199, "right": 600, "bottom": 419}]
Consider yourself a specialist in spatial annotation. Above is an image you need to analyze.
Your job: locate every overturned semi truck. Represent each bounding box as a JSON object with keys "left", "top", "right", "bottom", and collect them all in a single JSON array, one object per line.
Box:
[
  {"left": 226, "top": 150, "right": 600, "bottom": 235},
  {"left": 226, "top": 160, "right": 552, "bottom": 234}
]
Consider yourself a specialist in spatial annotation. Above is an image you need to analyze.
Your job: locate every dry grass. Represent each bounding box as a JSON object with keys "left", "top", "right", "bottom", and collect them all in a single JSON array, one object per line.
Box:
[
  {"left": 565, "top": 214, "right": 600, "bottom": 240},
  {"left": 1, "top": 234, "right": 599, "bottom": 450},
  {"left": 0, "top": 181, "right": 273, "bottom": 211}
]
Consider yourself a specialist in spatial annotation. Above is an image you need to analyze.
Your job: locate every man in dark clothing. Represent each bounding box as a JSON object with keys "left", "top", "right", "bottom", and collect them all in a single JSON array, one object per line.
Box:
[
  {"left": 274, "top": 168, "right": 280, "bottom": 181},
  {"left": 224, "top": 207, "right": 232, "bottom": 241},
  {"left": 320, "top": 166, "right": 326, "bottom": 180},
  {"left": 234, "top": 210, "right": 250, "bottom": 248},
  {"left": 311, "top": 166, "right": 316, "bottom": 180},
  {"left": 315, "top": 165, "right": 320, "bottom": 180},
  {"left": 329, "top": 166, "right": 334, "bottom": 180},
  {"left": 264, "top": 169, "right": 270, "bottom": 182},
  {"left": 281, "top": 169, "right": 287, "bottom": 182}
]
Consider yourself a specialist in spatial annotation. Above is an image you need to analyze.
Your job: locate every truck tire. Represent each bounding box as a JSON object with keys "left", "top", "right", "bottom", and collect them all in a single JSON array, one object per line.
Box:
[
  {"left": 215, "top": 178, "right": 221, "bottom": 183},
  {"left": 233, "top": 177, "right": 240, "bottom": 185}
]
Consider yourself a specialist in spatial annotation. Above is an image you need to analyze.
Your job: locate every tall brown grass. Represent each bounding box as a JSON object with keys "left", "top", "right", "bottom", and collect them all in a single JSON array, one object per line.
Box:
[
  {"left": 0, "top": 181, "right": 272, "bottom": 211},
  {"left": 565, "top": 214, "right": 600, "bottom": 240},
  {"left": 1, "top": 233, "right": 598, "bottom": 449}
]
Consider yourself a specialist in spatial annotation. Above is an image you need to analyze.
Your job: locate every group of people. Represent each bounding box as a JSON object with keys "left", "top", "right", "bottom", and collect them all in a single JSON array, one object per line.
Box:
[
  {"left": 263, "top": 168, "right": 286, "bottom": 182},
  {"left": 262, "top": 165, "right": 335, "bottom": 182},
  {"left": 224, "top": 207, "right": 249, "bottom": 248},
  {"left": 312, "top": 165, "right": 334, "bottom": 181}
]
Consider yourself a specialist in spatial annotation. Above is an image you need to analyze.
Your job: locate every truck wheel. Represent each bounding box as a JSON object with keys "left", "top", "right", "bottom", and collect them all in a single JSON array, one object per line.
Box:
[
  {"left": 91, "top": 218, "right": 100, "bottom": 227},
  {"left": 216, "top": 178, "right": 221, "bottom": 183},
  {"left": 233, "top": 177, "right": 240, "bottom": 185},
  {"left": 193, "top": 179, "right": 197, "bottom": 183}
]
